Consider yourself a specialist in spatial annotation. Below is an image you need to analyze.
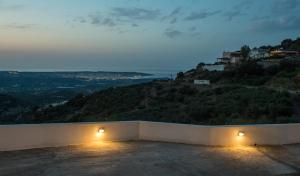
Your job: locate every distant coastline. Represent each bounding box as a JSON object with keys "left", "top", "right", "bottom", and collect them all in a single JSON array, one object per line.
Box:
[{"left": 0, "top": 68, "right": 184, "bottom": 79}]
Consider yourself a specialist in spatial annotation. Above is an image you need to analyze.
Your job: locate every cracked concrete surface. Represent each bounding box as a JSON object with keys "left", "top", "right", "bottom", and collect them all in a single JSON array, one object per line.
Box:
[{"left": 0, "top": 141, "right": 300, "bottom": 176}]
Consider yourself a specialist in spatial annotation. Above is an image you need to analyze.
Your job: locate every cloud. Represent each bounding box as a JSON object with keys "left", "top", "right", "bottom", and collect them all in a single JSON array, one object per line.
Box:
[
  {"left": 251, "top": 15, "right": 269, "bottom": 21},
  {"left": 271, "top": 0, "right": 300, "bottom": 13},
  {"left": 164, "top": 28, "right": 182, "bottom": 39},
  {"left": 161, "top": 7, "right": 182, "bottom": 24},
  {"left": 0, "top": 1, "right": 24, "bottom": 11},
  {"left": 0, "top": 23, "right": 35, "bottom": 30},
  {"left": 184, "top": 10, "right": 221, "bottom": 21},
  {"left": 251, "top": 15, "right": 300, "bottom": 33},
  {"left": 168, "top": 7, "right": 181, "bottom": 24},
  {"left": 170, "top": 7, "right": 181, "bottom": 17},
  {"left": 263, "top": 0, "right": 300, "bottom": 32},
  {"left": 101, "top": 18, "right": 117, "bottom": 27},
  {"left": 73, "top": 17, "right": 86, "bottom": 24},
  {"left": 190, "top": 32, "right": 201, "bottom": 38},
  {"left": 73, "top": 7, "right": 161, "bottom": 30},
  {"left": 74, "top": 13, "right": 118, "bottom": 28},
  {"left": 111, "top": 7, "right": 160, "bottom": 21},
  {"left": 170, "top": 18, "right": 177, "bottom": 24},
  {"left": 131, "top": 23, "right": 139, "bottom": 27},
  {"left": 222, "top": 0, "right": 254, "bottom": 21},
  {"left": 223, "top": 10, "right": 244, "bottom": 21},
  {"left": 233, "top": 0, "right": 254, "bottom": 10},
  {"left": 89, "top": 15, "right": 101, "bottom": 25},
  {"left": 189, "top": 26, "right": 197, "bottom": 31}
]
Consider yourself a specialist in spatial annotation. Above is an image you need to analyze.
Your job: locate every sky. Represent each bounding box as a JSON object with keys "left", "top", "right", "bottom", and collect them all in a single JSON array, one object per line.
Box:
[{"left": 0, "top": 0, "right": 300, "bottom": 72}]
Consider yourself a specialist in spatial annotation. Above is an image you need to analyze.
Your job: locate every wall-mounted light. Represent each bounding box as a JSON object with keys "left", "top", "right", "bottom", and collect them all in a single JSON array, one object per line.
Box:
[
  {"left": 96, "top": 128, "right": 105, "bottom": 137},
  {"left": 238, "top": 131, "right": 245, "bottom": 137},
  {"left": 99, "top": 128, "right": 105, "bottom": 134}
]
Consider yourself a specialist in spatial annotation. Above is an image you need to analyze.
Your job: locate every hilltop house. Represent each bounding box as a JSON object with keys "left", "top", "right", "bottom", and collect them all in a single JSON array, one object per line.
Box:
[
  {"left": 217, "top": 57, "right": 231, "bottom": 64},
  {"left": 270, "top": 50, "right": 300, "bottom": 58},
  {"left": 217, "top": 51, "right": 243, "bottom": 64},
  {"left": 249, "top": 48, "right": 270, "bottom": 59}
]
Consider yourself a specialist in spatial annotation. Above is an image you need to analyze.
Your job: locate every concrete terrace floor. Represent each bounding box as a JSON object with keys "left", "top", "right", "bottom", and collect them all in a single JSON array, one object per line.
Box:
[{"left": 0, "top": 141, "right": 300, "bottom": 176}]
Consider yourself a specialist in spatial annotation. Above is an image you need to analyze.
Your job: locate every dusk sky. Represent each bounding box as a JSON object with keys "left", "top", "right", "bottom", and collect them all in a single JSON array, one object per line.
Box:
[{"left": 0, "top": 0, "right": 300, "bottom": 72}]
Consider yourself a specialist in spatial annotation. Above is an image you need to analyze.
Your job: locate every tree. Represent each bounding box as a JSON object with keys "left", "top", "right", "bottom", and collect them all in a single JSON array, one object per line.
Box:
[
  {"left": 259, "top": 45, "right": 273, "bottom": 50},
  {"left": 281, "top": 39, "right": 293, "bottom": 50},
  {"left": 196, "top": 62, "right": 205, "bottom": 69},
  {"left": 176, "top": 72, "right": 184, "bottom": 80},
  {"left": 240, "top": 45, "right": 251, "bottom": 60},
  {"left": 290, "top": 38, "right": 300, "bottom": 51},
  {"left": 196, "top": 62, "right": 206, "bottom": 71},
  {"left": 279, "top": 59, "right": 300, "bottom": 72},
  {"left": 237, "top": 61, "right": 264, "bottom": 76}
]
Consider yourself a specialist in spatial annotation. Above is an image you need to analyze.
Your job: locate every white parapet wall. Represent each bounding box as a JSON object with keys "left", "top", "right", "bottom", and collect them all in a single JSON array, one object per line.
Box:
[
  {"left": 0, "top": 121, "right": 300, "bottom": 151},
  {"left": 139, "top": 121, "right": 212, "bottom": 145},
  {"left": 139, "top": 121, "right": 300, "bottom": 146},
  {"left": 0, "top": 121, "right": 139, "bottom": 151}
]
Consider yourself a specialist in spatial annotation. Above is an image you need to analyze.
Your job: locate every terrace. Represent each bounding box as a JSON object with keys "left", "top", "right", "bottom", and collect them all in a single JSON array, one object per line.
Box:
[
  {"left": 1, "top": 141, "right": 300, "bottom": 176},
  {"left": 1, "top": 121, "right": 300, "bottom": 176}
]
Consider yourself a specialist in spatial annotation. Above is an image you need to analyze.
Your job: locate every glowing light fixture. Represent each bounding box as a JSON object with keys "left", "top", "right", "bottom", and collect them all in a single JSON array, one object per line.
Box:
[
  {"left": 99, "top": 128, "right": 105, "bottom": 133},
  {"left": 96, "top": 128, "right": 105, "bottom": 137},
  {"left": 238, "top": 131, "right": 245, "bottom": 137}
]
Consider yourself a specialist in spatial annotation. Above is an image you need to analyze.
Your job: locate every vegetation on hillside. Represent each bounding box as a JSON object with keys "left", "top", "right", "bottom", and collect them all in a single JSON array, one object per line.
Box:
[
  {"left": 1, "top": 37, "right": 300, "bottom": 125},
  {"left": 7, "top": 59, "right": 296, "bottom": 125},
  {"left": 259, "top": 38, "right": 300, "bottom": 52},
  {"left": 0, "top": 94, "right": 33, "bottom": 123}
]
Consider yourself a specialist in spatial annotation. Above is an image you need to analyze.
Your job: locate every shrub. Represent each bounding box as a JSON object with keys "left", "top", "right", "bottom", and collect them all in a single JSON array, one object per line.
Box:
[
  {"left": 176, "top": 72, "right": 184, "bottom": 80},
  {"left": 280, "top": 60, "right": 300, "bottom": 72},
  {"left": 265, "top": 65, "right": 280, "bottom": 75},
  {"left": 179, "top": 85, "right": 197, "bottom": 95},
  {"left": 236, "top": 61, "right": 264, "bottom": 76}
]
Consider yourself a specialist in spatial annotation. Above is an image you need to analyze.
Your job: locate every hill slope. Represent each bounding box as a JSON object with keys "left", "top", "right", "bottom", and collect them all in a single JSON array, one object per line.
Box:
[
  {"left": 0, "top": 94, "right": 33, "bottom": 123},
  {"left": 24, "top": 59, "right": 300, "bottom": 125}
]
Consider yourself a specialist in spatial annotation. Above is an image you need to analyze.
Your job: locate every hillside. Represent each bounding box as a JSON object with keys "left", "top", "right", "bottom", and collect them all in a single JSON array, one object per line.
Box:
[
  {"left": 21, "top": 59, "right": 300, "bottom": 125},
  {"left": 0, "top": 94, "right": 33, "bottom": 123},
  {"left": 184, "top": 59, "right": 300, "bottom": 90},
  {"left": 260, "top": 38, "right": 300, "bottom": 52}
]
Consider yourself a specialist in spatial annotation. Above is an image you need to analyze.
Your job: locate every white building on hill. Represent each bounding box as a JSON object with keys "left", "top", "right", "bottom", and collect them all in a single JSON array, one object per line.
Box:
[
  {"left": 250, "top": 48, "right": 270, "bottom": 59},
  {"left": 217, "top": 51, "right": 243, "bottom": 64},
  {"left": 194, "top": 80, "right": 210, "bottom": 85}
]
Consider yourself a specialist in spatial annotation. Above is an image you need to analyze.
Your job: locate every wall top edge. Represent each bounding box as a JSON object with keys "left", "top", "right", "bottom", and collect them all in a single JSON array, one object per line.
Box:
[
  {"left": 0, "top": 121, "right": 140, "bottom": 127},
  {"left": 1, "top": 121, "right": 300, "bottom": 128},
  {"left": 139, "top": 121, "right": 300, "bottom": 128}
]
